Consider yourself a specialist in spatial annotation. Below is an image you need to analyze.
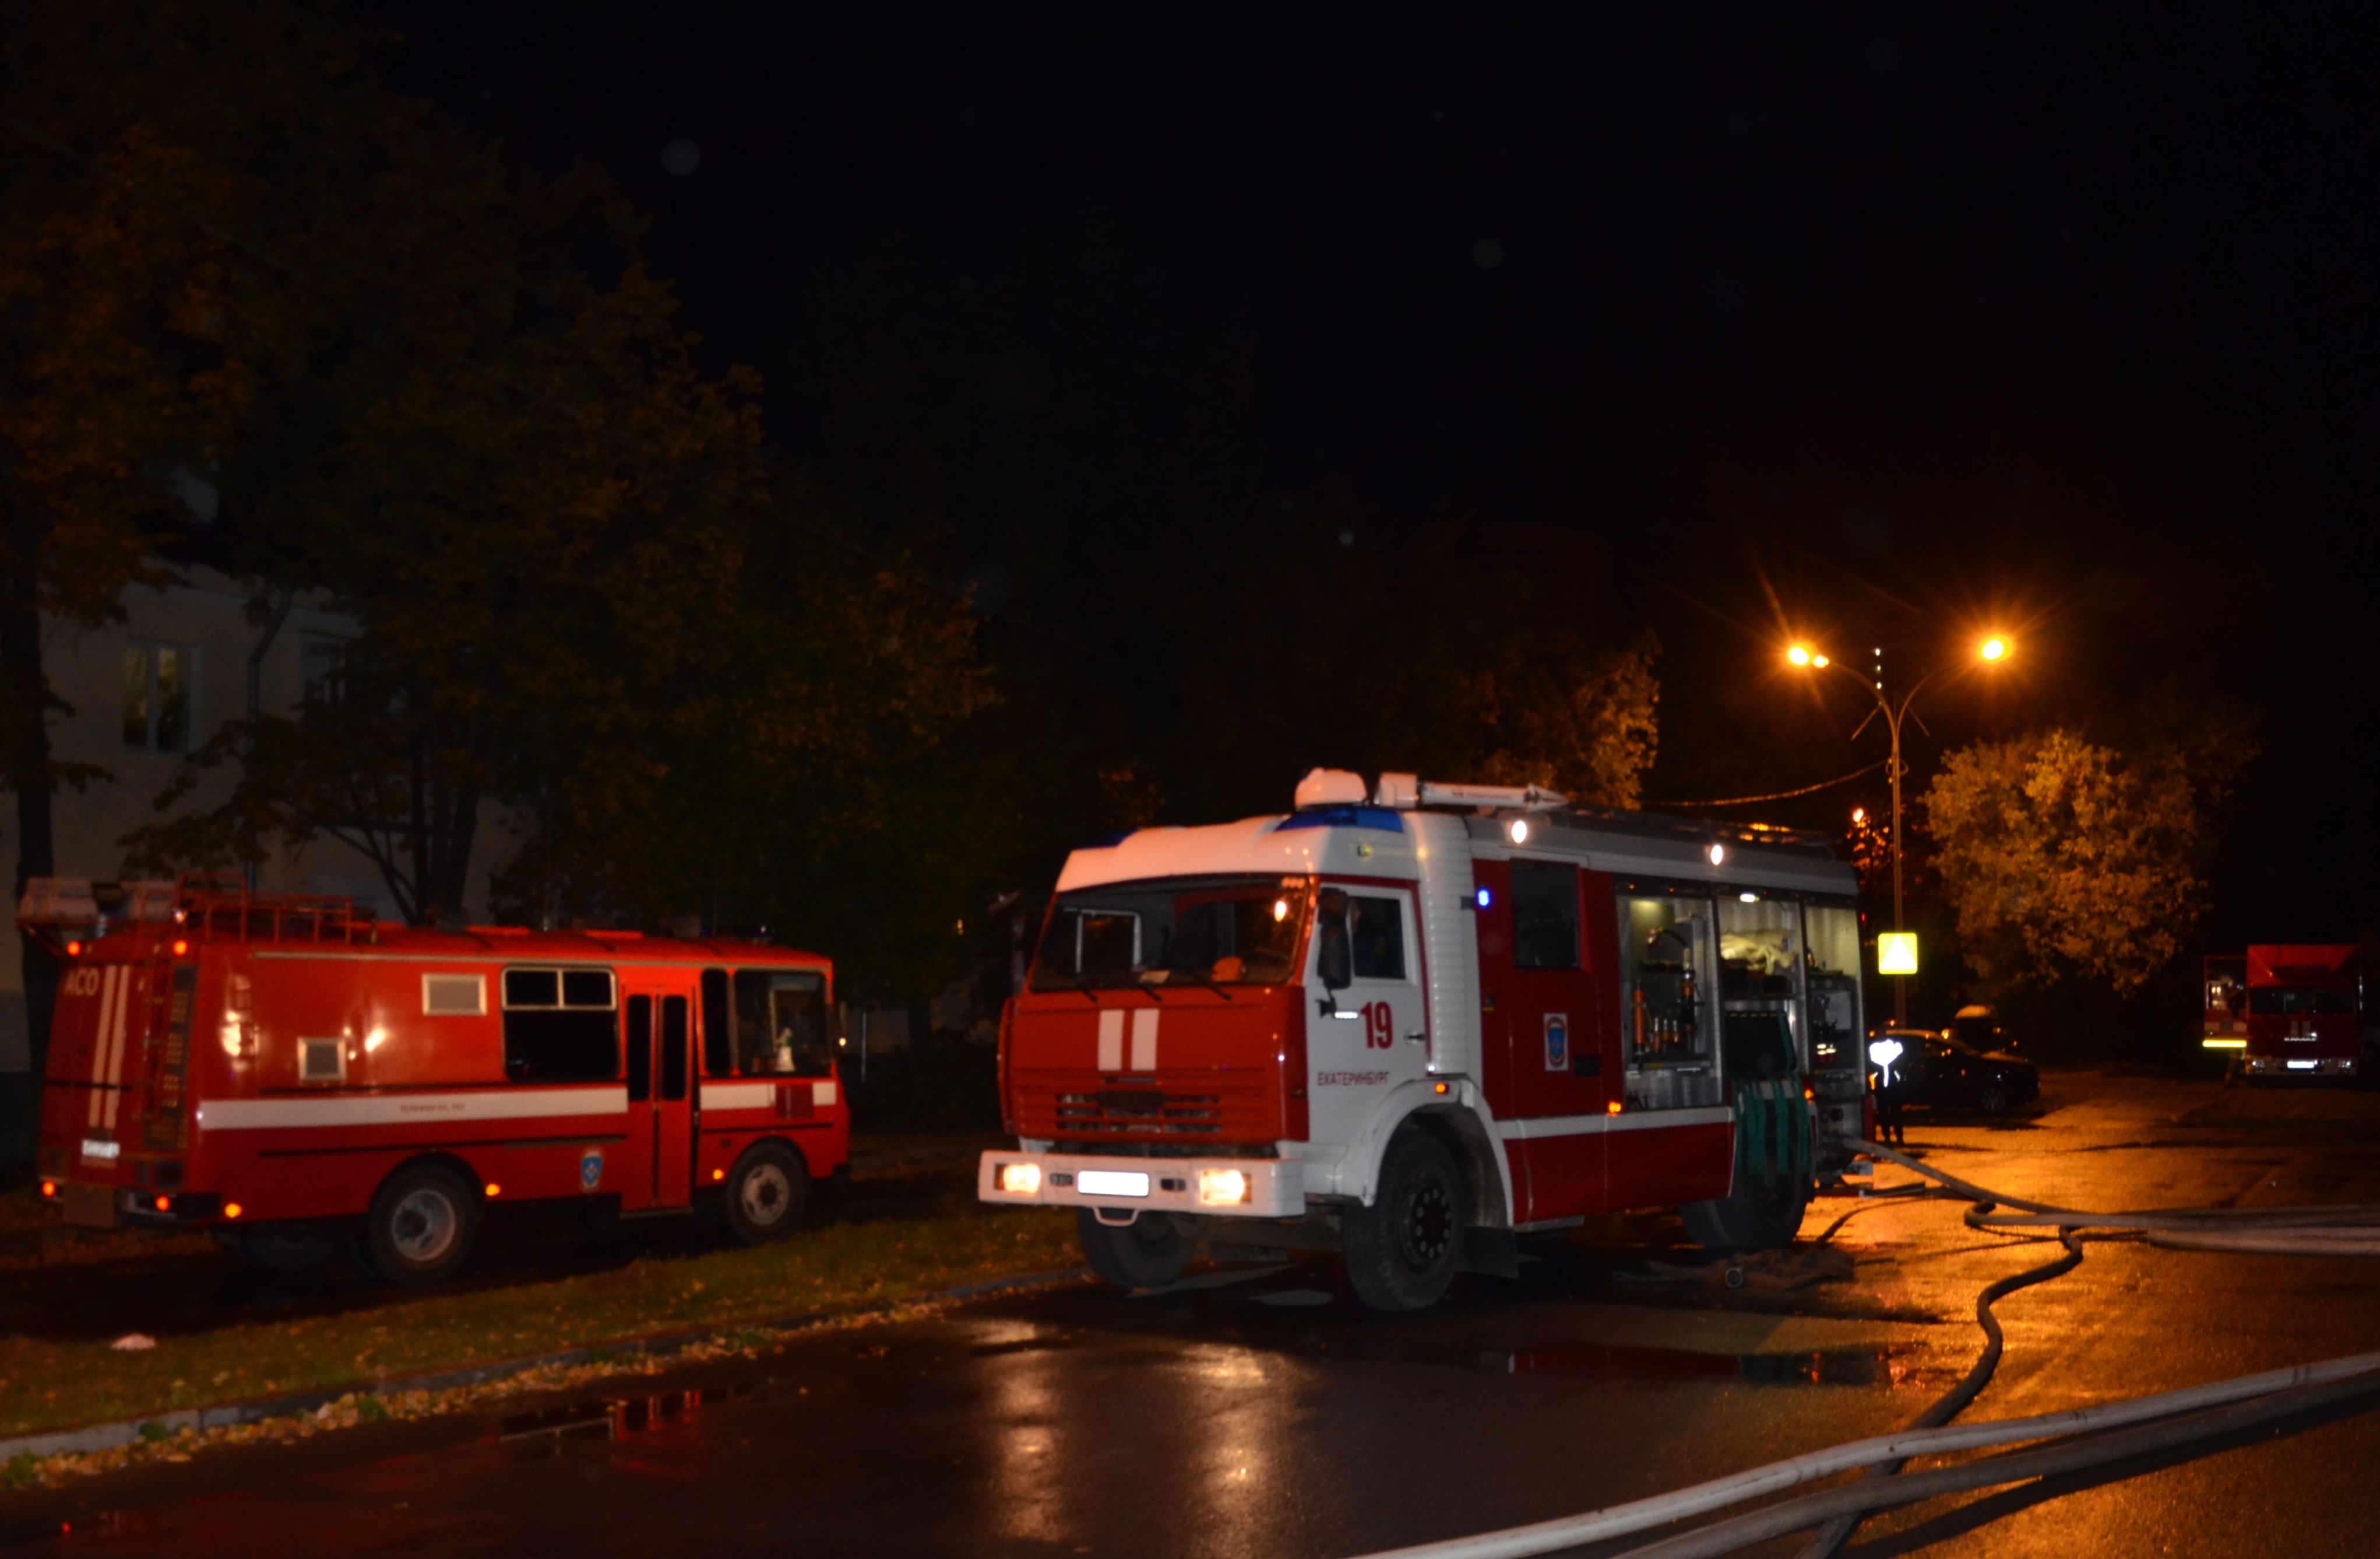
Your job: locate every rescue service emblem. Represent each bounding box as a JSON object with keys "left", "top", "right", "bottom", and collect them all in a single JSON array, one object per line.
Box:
[
  {"left": 1544, "top": 1013, "right": 1569, "bottom": 1072},
  {"left": 579, "top": 1148, "right": 604, "bottom": 1190}
]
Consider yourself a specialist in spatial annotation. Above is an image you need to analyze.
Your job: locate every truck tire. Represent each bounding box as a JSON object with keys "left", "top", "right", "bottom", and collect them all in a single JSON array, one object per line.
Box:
[
  {"left": 1341, "top": 1129, "right": 1463, "bottom": 1313},
  {"left": 1076, "top": 1209, "right": 1195, "bottom": 1289},
  {"left": 362, "top": 1164, "right": 480, "bottom": 1286},
  {"left": 1682, "top": 1087, "right": 1811, "bottom": 1254},
  {"left": 724, "top": 1141, "right": 811, "bottom": 1246}
]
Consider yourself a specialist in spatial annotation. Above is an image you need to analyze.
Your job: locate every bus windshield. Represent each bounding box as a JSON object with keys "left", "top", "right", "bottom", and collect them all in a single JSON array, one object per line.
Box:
[{"left": 1032, "top": 876, "right": 1311, "bottom": 990}]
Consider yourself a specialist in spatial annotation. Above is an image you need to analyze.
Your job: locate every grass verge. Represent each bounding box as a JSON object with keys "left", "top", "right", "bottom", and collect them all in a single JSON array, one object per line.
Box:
[{"left": 0, "top": 1205, "right": 1077, "bottom": 1443}]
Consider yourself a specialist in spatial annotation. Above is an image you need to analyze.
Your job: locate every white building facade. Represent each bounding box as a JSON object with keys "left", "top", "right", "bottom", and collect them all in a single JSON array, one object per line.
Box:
[{"left": 1, "top": 567, "right": 508, "bottom": 1161}]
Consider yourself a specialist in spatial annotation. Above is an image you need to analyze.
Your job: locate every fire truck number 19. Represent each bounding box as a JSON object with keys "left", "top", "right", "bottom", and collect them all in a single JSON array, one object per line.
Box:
[{"left": 1362, "top": 1001, "right": 1396, "bottom": 1050}]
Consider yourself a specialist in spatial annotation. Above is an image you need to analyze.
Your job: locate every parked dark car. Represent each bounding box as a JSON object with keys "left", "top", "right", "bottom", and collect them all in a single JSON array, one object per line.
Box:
[{"left": 1867, "top": 1027, "right": 2039, "bottom": 1116}]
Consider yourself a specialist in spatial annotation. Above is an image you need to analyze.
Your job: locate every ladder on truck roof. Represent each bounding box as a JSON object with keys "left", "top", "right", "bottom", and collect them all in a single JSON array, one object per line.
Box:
[{"left": 16, "top": 873, "right": 379, "bottom": 956}]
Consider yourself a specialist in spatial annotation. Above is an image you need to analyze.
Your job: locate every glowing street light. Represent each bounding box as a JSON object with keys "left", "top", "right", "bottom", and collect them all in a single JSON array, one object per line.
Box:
[{"left": 1787, "top": 631, "right": 2013, "bottom": 1022}]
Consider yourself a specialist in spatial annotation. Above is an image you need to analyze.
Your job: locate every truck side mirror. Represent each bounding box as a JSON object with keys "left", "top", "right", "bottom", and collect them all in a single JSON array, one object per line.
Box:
[{"left": 1317, "top": 891, "right": 1353, "bottom": 998}]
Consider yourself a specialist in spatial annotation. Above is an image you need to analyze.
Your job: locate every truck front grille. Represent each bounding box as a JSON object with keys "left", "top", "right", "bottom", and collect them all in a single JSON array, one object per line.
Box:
[{"left": 1052, "top": 1090, "right": 1224, "bottom": 1135}]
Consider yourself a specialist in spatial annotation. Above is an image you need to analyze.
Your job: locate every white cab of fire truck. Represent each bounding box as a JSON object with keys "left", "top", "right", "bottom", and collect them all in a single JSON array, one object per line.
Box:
[{"left": 981, "top": 768, "right": 1861, "bottom": 1312}]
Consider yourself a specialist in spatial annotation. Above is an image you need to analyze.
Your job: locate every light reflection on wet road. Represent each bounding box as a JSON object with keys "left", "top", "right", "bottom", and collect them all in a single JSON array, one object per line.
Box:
[{"left": 12, "top": 1074, "right": 2380, "bottom": 1558}]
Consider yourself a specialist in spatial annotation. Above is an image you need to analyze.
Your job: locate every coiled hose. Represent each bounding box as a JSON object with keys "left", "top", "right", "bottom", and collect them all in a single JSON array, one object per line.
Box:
[{"left": 1349, "top": 1140, "right": 2380, "bottom": 1559}]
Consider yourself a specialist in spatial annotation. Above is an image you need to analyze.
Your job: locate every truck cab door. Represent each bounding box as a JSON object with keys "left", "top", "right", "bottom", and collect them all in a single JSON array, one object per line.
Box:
[{"left": 1306, "top": 885, "right": 1428, "bottom": 1151}]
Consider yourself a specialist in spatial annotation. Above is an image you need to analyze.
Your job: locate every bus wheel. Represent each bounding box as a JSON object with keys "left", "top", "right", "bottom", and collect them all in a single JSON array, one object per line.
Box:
[
  {"left": 1342, "top": 1130, "right": 1463, "bottom": 1313},
  {"left": 237, "top": 1225, "right": 338, "bottom": 1274},
  {"left": 1076, "top": 1209, "right": 1194, "bottom": 1289},
  {"left": 363, "top": 1165, "right": 480, "bottom": 1286},
  {"left": 724, "top": 1142, "right": 811, "bottom": 1246}
]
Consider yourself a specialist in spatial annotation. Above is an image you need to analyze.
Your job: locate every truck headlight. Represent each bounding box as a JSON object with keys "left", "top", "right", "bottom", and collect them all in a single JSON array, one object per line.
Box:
[
  {"left": 997, "top": 1162, "right": 1041, "bottom": 1196},
  {"left": 1198, "top": 1168, "right": 1252, "bottom": 1206}
]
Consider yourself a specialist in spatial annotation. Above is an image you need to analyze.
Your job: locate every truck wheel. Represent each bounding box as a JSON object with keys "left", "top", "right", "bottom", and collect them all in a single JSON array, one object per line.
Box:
[
  {"left": 362, "top": 1165, "right": 480, "bottom": 1286},
  {"left": 237, "top": 1225, "right": 338, "bottom": 1274},
  {"left": 1076, "top": 1208, "right": 1195, "bottom": 1289},
  {"left": 724, "top": 1141, "right": 811, "bottom": 1246},
  {"left": 1341, "top": 1130, "right": 1463, "bottom": 1313}
]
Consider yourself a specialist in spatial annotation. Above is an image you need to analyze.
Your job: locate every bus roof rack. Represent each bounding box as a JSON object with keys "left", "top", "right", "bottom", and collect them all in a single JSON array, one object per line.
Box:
[{"left": 15, "top": 874, "right": 379, "bottom": 955}]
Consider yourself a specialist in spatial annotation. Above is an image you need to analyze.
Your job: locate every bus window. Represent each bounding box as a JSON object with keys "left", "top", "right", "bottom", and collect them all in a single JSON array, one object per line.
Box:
[
  {"left": 700, "top": 968, "right": 733, "bottom": 1076},
  {"left": 501, "top": 965, "right": 619, "bottom": 1083},
  {"left": 733, "top": 969, "right": 834, "bottom": 1076}
]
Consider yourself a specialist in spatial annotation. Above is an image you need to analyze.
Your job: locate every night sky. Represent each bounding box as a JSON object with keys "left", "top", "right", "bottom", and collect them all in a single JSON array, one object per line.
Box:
[{"left": 367, "top": 6, "right": 2380, "bottom": 946}]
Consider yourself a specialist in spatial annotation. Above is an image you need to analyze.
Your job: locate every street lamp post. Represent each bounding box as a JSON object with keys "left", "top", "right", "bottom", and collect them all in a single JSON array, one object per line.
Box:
[{"left": 1788, "top": 634, "right": 2011, "bottom": 1026}]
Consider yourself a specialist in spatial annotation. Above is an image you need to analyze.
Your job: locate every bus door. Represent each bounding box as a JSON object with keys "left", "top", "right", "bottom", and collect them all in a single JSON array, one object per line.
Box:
[
  {"left": 1497, "top": 859, "right": 1613, "bottom": 1221},
  {"left": 621, "top": 975, "right": 697, "bottom": 1211}
]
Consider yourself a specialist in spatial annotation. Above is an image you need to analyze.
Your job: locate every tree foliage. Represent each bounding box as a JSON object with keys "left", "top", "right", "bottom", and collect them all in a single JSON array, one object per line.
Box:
[
  {"left": 1923, "top": 701, "right": 2256, "bottom": 996},
  {"left": 21, "top": 1, "right": 992, "bottom": 947}
]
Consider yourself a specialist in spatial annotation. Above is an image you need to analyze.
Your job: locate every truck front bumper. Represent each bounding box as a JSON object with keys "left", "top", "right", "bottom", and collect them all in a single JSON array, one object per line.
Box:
[
  {"left": 977, "top": 1149, "right": 1304, "bottom": 1218},
  {"left": 2243, "top": 1055, "right": 2358, "bottom": 1077}
]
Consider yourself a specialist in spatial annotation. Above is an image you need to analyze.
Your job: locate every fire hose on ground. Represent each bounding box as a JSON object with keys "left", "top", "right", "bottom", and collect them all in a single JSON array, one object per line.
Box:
[{"left": 1347, "top": 1140, "right": 2380, "bottom": 1559}]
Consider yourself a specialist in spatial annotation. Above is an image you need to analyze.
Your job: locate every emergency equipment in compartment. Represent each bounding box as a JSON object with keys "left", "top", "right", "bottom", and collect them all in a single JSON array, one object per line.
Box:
[
  {"left": 23, "top": 876, "right": 849, "bottom": 1284},
  {"left": 980, "top": 769, "right": 1864, "bottom": 1312}
]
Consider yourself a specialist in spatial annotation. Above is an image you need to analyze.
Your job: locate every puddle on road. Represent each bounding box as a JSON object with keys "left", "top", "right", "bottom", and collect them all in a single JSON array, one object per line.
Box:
[
  {"left": 1304, "top": 1331, "right": 1916, "bottom": 1388},
  {"left": 1487, "top": 1341, "right": 1911, "bottom": 1387}
]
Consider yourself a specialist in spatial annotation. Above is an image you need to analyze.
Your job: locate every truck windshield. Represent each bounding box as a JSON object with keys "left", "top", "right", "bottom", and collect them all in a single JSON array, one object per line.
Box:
[
  {"left": 2248, "top": 987, "right": 2356, "bottom": 1015},
  {"left": 1031, "top": 876, "right": 1311, "bottom": 990}
]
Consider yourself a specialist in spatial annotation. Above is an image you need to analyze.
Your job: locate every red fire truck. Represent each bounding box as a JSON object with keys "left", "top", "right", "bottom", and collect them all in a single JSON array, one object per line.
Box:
[
  {"left": 22, "top": 877, "right": 848, "bottom": 1283},
  {"left": 980, "top": 770, "right": 1862, "bottom": 1311},
  {"left": 2201, "top": 954, "right": 2247, "bottom": 1058},
  {"left": 2239, "top": 944, "right": 2368, "bottom": 1081}
]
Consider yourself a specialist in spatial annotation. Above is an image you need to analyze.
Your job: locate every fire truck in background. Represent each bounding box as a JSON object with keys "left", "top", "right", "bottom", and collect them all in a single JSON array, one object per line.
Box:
[
  {"left": 2202, "top": 954, "right": 2247, "bottom": 1059},
  {"left": 981, "top": 770, "right": 1868, "bottom": 1312},
  {"left": 2238, "top": 944, "right": 2371, "bottom": 1081},
  {"left": 22, "top": 876, "right": 848, "bottom": 1283}
]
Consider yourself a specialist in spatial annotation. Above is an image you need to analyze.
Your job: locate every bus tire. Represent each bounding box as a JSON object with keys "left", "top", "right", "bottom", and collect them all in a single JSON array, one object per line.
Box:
[
  {"left": 237, "top": 1224, "right": 339, "bottom": 1274},
  {"left": 1076, "top": 1208, "right": 1195, "bottom": 1289},
  {"left": 724, "top": 1141, "right": 811, "bottom": 1246},
  {"left": 1341, "top": 1128, "right": 1463, "bottom": 1313},
  {"left": 362, "top": 1164, "right": 480, "bottom": 1286}
]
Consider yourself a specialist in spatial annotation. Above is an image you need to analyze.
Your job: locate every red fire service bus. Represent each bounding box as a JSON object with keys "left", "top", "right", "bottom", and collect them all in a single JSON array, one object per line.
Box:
[
  {"left": 22, "top": 877, "right": 848, "bottom": 1283},
  {"left": 2239, "top": 944, "right": 2368, "bottom": 1081},
  {"left": 981, "top": 769, "right": 1865, "bottom": 1311}
]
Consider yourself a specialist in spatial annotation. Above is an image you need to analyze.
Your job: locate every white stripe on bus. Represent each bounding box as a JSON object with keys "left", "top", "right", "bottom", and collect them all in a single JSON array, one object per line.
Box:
[
  {"left": 196, "top": 1087, "right": 629, "bottom": 1131},
  {"left": 700, "top": 1080, "right": 839, "bottom": 1110}
]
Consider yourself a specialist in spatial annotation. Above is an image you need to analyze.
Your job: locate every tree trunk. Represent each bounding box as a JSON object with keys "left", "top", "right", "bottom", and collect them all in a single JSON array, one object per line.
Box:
[
  {"left": 1, "top": 587, "right": 58, "bottom": 1113},
  {"left": 430, "top": 778, "right": 478, "bottom": 924}
]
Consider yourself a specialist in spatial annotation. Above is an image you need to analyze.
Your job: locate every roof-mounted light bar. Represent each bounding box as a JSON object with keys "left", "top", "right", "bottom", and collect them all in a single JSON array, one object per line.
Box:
[{"left": 1369, "top": 771, "right": 1568, "bottom": 812}]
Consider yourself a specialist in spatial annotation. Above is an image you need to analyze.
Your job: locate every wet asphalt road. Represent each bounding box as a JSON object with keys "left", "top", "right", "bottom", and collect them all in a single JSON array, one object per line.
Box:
[{"left": 10, "top": 1074, "right": 2380, "bottom": 1558}]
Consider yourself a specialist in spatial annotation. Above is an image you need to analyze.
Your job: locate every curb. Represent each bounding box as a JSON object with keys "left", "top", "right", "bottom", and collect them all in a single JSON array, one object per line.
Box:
[{"left": 0, "top": 1265, "right": 1091, "bottom": 1466}]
